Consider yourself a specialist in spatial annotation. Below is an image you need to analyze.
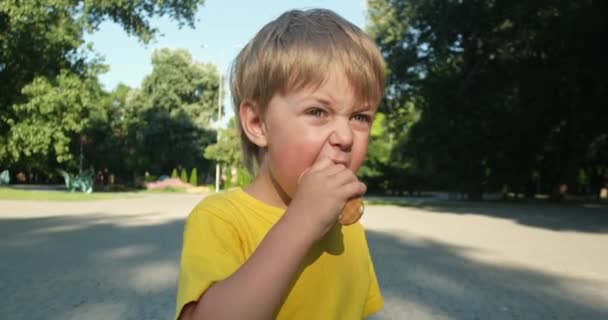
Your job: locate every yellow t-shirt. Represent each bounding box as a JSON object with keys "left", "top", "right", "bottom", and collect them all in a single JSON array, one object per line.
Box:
[{"left": 175, "top": 188, "right": 383, "bottom": 319}]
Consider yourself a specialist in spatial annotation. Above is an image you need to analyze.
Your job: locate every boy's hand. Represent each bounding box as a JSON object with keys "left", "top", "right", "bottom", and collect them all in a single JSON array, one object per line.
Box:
[{"left": 285, "top": 157, "right": 366, "bottom": 242}]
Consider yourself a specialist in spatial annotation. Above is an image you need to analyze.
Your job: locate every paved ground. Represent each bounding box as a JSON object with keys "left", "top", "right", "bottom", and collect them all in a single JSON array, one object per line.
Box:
[{"left": 0, "top": 194, "right": 607, "bottom": 319}]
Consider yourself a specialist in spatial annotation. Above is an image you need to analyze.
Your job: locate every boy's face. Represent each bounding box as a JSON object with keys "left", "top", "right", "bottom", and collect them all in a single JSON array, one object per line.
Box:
[{"left": 261, "top": 69, "right": 376, "bottom": 199}]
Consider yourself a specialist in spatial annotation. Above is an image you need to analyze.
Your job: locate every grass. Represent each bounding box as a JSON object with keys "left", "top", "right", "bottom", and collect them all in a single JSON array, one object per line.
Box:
[
  {"left": 142, "top": 186, "right": 189, "bottom": 193},
  {"left": 0, "top": 187, "right": 138, "bottom": 201}
]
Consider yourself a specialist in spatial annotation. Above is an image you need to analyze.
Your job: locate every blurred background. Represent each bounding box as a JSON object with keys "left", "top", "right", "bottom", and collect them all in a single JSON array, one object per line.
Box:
[
  {"left": 1, "top": 2, "right": 607, "bottom": 320},
  {"left": 0, "top": 0, "right": 606, "bottom": 202}
]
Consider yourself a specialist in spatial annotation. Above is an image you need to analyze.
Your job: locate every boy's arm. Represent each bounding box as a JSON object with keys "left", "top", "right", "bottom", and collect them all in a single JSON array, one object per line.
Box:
[
  {"left": 181, "top": 210, "right": 314, "bottom": 320},
  {"left": 180, "top": 158, "right": 366, "bottom": 320}
]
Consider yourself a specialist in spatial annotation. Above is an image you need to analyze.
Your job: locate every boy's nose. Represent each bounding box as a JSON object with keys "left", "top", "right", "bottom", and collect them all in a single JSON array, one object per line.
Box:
[{"left": 328, "top": 120, "right": 353, "bottom": 151}]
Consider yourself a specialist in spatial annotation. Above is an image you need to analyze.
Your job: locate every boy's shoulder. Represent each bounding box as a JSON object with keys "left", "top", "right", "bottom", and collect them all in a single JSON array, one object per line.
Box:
[
  {"left": 187, "top": 187, "right": 284, "bottom": 228},
  {"left": 192, "top": 187, "right": 242, "bottom": 210},
  {"left": 188, "top": 188, "right": 246, "bottom": 222},
  {"left": 197, "top": 188, "right": 241, "bottom": 205}
]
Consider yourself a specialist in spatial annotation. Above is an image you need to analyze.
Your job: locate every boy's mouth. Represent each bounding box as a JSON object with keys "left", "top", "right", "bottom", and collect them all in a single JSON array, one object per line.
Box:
[{"left": 330, "top": 159, "right": 349, "bottom": 167}]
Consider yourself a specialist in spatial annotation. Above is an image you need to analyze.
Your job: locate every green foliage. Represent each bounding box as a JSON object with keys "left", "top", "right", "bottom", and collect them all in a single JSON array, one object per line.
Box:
[
  {"left": 204, "top": 117, "right": 252, "bottom": 189},
  {"left": 122, "top": 48, "right": 219, "bottom": 175},
  {"left": 171, "top": 168, "right": 178, "bottom": 179},
  {"left": 204, "top": 117, "right": 242, "bottom": 167},
  {"left": 5, "top": 70, "right": 104, "bottom": 166},
  {"left": 368, "top": 0, "right": 608, "bottom": 199},
  {"left": 360, "top": 112, "right": 391, "bottom": 179},
  {"left": 180, "top": 168, "right": 188, "bottom": 183},
  {"left": 75, "top": 49, "right": 219, "bottom": 184},
  {"left": 138, "top": 49, "right": 220, "bottom": 128},
  {"left": 81, "top": 83, "right": 132, "bottom": 179},
  {"left": 189, "top": 168, "right": 198, "bottom": 186},
  {"left": 236, "top": 168, "right": 253, "bottom": 188},
  {"left": 222, "top": 166, "right": 252, "bottom": 190},
  {"left": 143, "top": 173, "right": 157, "bottom": 184},
  {"left": 1, "top": 0, "right": 206, "bottom": 181}
]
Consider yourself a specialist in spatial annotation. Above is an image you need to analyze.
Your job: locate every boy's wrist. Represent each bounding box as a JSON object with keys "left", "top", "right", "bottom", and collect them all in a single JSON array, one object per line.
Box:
[{"left": 280, "top": 208, "right": 322, "bottom": 246}]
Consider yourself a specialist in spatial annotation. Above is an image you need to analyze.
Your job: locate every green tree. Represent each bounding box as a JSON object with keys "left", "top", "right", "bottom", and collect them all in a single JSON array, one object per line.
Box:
[
  {"left": 5, "top": 70, "right": 104, "bottom": 171},
  {"left": 368, "top": 0, "right": 608, "bottom": 200},
  {"left": 137, "top": 48, "right": 220, "bottom": 128},
  {"left": 204, "top": 117, "right": 251, "bottom": 188},
  {"left": 180, "top": 168, "right": 188, "bottom": 183},
  {"left": 360, "top": 113, "right": 391, "bottom": 179},
  {"left": 171, "top": 168, "right": 178, "bottom": 179},
  {"left": 204, "top": 118, "right": 241, "bottom": 166},
  {"left": 82, "top": 83, "right": 132, "bottom": 180},
  {"left": 189, "top": 168, "right": 198, "bottom": 186},
  {"left": 1, "top": 0, "right": 206, "bottom": 178},
  {"left": 125, "top": 48, "right": 218, "bottom": 176}
]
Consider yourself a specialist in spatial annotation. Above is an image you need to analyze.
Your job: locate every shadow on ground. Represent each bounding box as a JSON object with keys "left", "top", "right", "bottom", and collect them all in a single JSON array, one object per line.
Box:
[
  {"left": 367, "top": 230, "right": 608, "bottom": 319},
  {"left": 1, "top": 213, "right": 607, "bottom": 320},
  {"left": 367, "top": 198, "right": 608, "bottom": 233},
  {"left": 0, "top": 213, "right": 185, "bottom": 320}
]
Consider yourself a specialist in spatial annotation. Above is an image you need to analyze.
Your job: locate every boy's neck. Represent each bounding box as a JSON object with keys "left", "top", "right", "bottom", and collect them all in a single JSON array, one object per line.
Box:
[{"left": 244, "top": 166, "right": 291, "bottom": 210}]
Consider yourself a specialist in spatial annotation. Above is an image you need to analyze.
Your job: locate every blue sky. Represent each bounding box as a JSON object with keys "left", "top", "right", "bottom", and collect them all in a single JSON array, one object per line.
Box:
[{"left": 86, "top": 0, "right": 368, "bottom": 92}]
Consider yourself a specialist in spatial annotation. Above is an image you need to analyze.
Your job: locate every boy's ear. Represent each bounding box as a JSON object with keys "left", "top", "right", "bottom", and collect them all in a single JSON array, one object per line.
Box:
[{"left": 239, "top": 100, "right": 268, "bottom": 148}]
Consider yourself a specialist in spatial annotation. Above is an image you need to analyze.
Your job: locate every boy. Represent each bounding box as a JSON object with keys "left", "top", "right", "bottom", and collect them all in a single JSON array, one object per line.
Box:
[{"left": 175, "top": 8, "right": 385, "bottom": 320}]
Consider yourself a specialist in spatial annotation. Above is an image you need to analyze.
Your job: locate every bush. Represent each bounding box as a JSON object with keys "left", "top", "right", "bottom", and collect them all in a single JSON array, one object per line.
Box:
[
  {"left": 145, "top": 178, "right": 191, "bottom": 191},
  {"left": 237, "top": 168, "right": 252, "bottom": 187},
  {"left": 171, "top": 168, "right": 178, "bottom": 179},
  {"left": 180, "top": 168, "right": 188, "bottom": 183},
  {"left": 144, "top": 173, "right": 157, "bottom": 183},
  {"left": 189, "top": 168, "right": 198, "bottom": 186},
  {"left": 223, "top": 166, "right": 251, "bottom": 189}
]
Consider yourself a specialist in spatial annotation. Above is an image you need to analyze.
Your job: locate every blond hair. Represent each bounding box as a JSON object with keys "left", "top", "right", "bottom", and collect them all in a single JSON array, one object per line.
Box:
[{"left": 230, "top": 8, "right": 385, "bottom": 173}]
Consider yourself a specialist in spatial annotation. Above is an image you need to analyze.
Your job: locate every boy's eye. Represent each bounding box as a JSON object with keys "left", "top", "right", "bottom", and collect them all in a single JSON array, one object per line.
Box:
[
  {"left": 306, "top": 108, "right": 327, "bottom": 118},
  {"left": 353, "top": 114, "right": 372, "bottom": 123}
]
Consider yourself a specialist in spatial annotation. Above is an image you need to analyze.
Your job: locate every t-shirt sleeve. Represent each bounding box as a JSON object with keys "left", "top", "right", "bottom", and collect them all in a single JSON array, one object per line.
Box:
[
  {"left": 363, "top": 246, "right": 383, "bottom": 318},
  {"left": 174, "top": 206, "right": 243, "bottom": 320}
]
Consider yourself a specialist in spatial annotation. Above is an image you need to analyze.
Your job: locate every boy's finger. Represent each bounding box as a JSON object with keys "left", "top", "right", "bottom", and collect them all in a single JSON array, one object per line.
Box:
[
  {"left": 308, "top": 156, "right": 334, "bottom": 173},
  {"left": 325, "top": 163, "right": 347, "bottom": 176},
  {"left": 342, "top": 181, "right": 367, "bottom": 198},
  {"left": 330, "top": 167, "right": 357, "bottom": 185},
  {"left": 297, "top": 156, "right": 333, "bottom": 184}
]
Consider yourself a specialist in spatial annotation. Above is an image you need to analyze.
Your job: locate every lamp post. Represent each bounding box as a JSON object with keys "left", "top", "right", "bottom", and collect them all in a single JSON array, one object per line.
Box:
[
  {"left": 215, "top": 71, "right": 222, "bottom": 192},
  {"left": 201, "top": 43, "right": 240, "bottom": 192},
  {"left": 79, "top": 135, "right": 86, "bottom": 174}
]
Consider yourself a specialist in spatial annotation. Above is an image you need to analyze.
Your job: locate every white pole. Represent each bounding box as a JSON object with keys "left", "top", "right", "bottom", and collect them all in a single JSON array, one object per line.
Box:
[{"left": 215, "top": 71, "right": 222, "bottom": 192}]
